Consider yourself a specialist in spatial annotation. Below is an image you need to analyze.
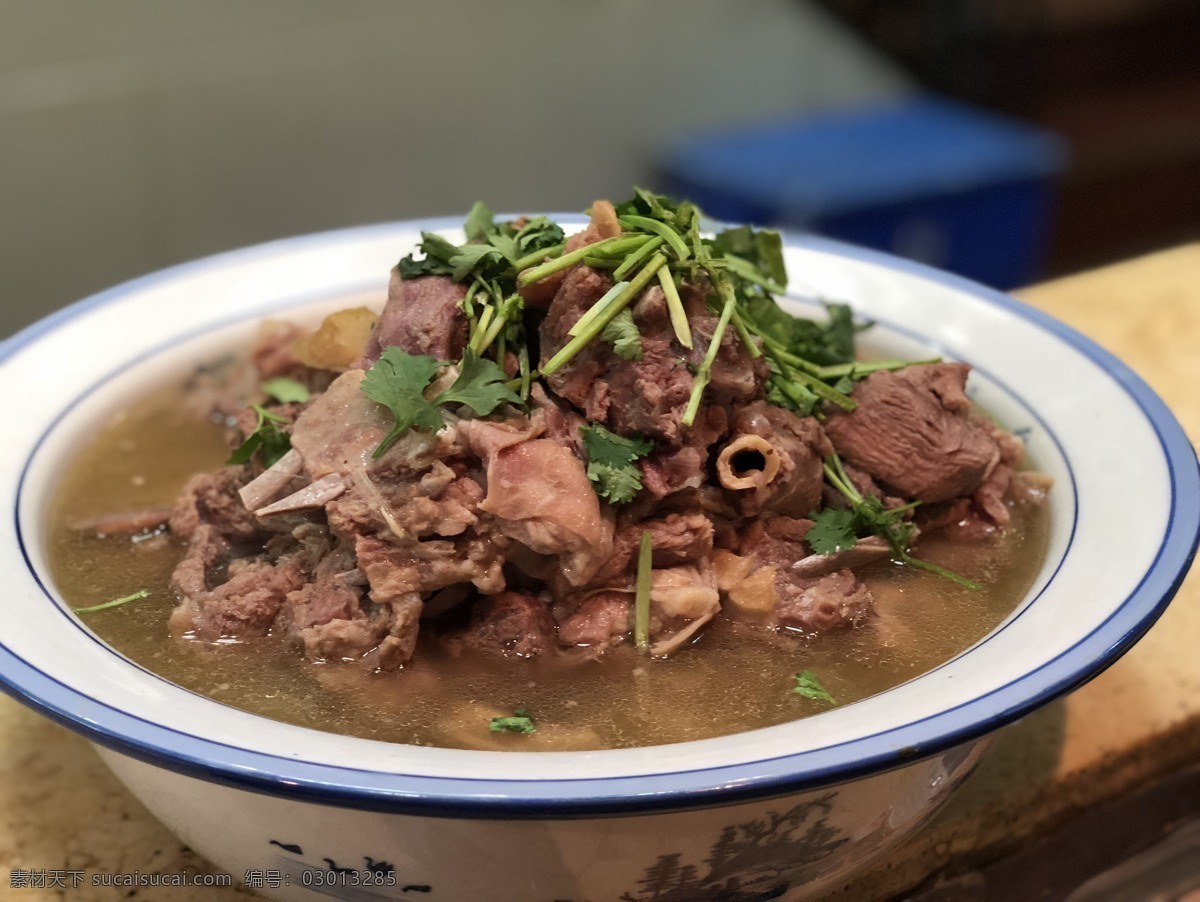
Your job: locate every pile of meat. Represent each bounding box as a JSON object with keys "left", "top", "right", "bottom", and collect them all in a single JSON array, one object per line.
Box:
[{"left": 165, "top": 217, "right": 1046, "bottom": 670}]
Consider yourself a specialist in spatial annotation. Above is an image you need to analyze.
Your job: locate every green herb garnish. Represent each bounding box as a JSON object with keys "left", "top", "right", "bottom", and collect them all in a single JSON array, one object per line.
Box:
[
  {"left": 579, "top": 424, "right": 654, "bottom": 505},
  {"left": 73, "top": 589, "right": 151, "bottom": 615},
  {"left": 793, "top": 670, "right": 837, "bottom": 704},
  {"left": 227, "top": 405, "right": 292, "bottom": 468},
  {"left": 362, "top": 347, "right": 519, "bottom": 458},
  {"left": 600, "top": 308, "right": 644, "bottom": 361},
  {"left": 635, "top": 530, "right": 653, "bottom": 652},
  {"left": 261, "top": 377, "right": 310, "bottom": 404},
  {"left": 387, "top": 190, "right": 936, "bottom": 433},
  {"left": 817, "top": 453, "right": 980, "bottom": 589},
  {"left": 403, "top": 203, "right": 565, "bottom": 285},
  {"left": 490, "top": 708, "right": 536, "bottom": 734},
  {"left": 804, "top": 507, "right": 859, "bottom": 555}
]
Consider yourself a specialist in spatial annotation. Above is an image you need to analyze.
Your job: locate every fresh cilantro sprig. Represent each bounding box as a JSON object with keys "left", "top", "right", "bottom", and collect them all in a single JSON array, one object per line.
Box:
[
  {"left": 73, "top": 589, "right": 151, "bottom": 615},
  {"left": 399, "top": 202, "right": 564, "bottom": 284},
  {"left": 635, "top": 529, "right": 652, "bottom": 652},
  {"left": 813, "top": 453, "right": 980, "bottom": 590},
  {"left": 804, "top": 507, "right": 860, "bottom": 555},
  {"left": 793, "top": 670, "right": 837, "bottom": 704},
  {"left": 226, "top": 378, "right": 314, "bottom": 468},
  {"left": 260, "top": 377, "right": 311, "bottom": 404},
  {"left": 600, "top": 308, "right": 644, "bottom": 360},
  {"left": 362, "top": 347, "right": 520, "bottom": 458},
  {"left": 391, "top": 191, "right": 934, "bottom": 429},
  {"left": 227, "top": 405, "right": 293, "bottom": 468},
  {"left": 579, "top": 424, "right": 654, "bottom": 504},
  {"left": 489, "top": 708, "right": 536, "bottom": 734}
]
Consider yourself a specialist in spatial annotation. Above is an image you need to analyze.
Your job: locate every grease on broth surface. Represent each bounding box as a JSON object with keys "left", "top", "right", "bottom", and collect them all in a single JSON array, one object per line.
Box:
[{"left": 46, "top": 380, "right": 1049, "bottom": 751}]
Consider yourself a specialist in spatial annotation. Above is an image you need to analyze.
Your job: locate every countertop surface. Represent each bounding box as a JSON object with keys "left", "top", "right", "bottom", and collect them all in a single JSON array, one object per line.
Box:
[{"left": 2, "top": 245, "right": 1199, "bottom": 900}]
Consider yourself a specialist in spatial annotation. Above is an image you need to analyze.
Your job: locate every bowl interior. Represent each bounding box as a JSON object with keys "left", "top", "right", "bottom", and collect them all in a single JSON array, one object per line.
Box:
[{"left": 0, "top": 219, "right": 1194, "bottom": 810}]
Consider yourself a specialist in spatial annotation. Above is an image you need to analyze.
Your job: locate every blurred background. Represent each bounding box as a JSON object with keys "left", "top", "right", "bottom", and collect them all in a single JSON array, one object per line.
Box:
[{"left": 2, "top": 0, "right": 1198, "bottom": 339}]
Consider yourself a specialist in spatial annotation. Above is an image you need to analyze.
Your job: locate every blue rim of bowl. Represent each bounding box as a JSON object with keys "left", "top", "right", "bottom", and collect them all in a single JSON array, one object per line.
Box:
[{"left": 1, "top": 221, "right": 1197, "bottom": 819}]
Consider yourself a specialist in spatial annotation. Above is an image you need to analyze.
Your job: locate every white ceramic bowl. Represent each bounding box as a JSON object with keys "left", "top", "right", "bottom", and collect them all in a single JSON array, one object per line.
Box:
[{"left": 1, "top": 218, "right": 1197, "bottom": 902}]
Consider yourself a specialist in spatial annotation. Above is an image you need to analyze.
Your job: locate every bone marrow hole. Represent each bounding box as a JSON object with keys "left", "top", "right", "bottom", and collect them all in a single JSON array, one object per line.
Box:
[
  {"left": 730, "top": 448, "right": 769, "bottom": 477},
  {"left": 716, "top": 435, "right": 782, "bottom": 491}
]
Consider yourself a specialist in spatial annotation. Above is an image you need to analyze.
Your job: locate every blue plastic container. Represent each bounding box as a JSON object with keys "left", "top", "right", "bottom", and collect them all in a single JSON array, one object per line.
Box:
[{"left": 658, "top": 96, "right": 1067, "bottom": 289}]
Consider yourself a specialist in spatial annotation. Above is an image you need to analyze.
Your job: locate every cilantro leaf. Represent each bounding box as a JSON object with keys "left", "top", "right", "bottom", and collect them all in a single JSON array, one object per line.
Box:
[
  {"left": 227, "top": 405, "right": 292, "bottom": 467},
  {"left": 805, "top": 507, "right": 858, "bottom": 555},
  {"left": 261, "top": 377, "right": 310, "bottom": 404},
  {"left": 396, "top": 232, "right": 461, "bottom": 279},
  {"left": 709, "top": 225, "right": 787, "bottom": 287},
  {"left": 819, "top": 453, "right": 980, "bottom": 589},
  {"left": 793, "top": 670, "right": 837, "bottom": 704},
  {"left": 600, "top": 308, "right": 644, "bottom": 360},
  {"left": 464, "top": 200, "right": 495, "bottom": 243},
  {"left": 580, "top": 424, "right": 653, "bottom": 504},
  {"left": 361, "top": 348, "right": 443, "bottom": 457},
  {"left": 489, "top": 708, "right": 536, "bottom": 734},
  {"left": 588, "top": 462, "right": 646, "bottom": 506},
  {"left": 448, "top": 243, "right": 507, "bottom": 281},
  {"left": 363, "top": 347, "right": 522, "bottom": 458},
  {"left": 514, "top": 216, "right": 565, "bottom": 254},
  {"left": 435, "top": 348, "right": 520, "bottom": 415},
  {"left": 810, "top": 467, "right": 915, "bottom": 560}
]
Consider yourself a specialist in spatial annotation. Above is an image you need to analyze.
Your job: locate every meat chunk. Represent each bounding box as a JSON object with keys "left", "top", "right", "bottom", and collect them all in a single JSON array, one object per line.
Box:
[
  {"left": 588, "top": 511, "right": 715, "bottom": 585},
  {"left": 600, "top": 336, "right": 697, "bottom": 443},
  {"left": 449, "top": 592, "right": 557, "bottom": 658},
  {"left": 355, "top": 533, "right": 504, "bottom": 599},
  {"left": 824, "top": 364, "right": 1000, "bottom": 503},
  {"left": 478, "top": 437, "right": 612, "bottom": 586},
  {"left": 289, "top": 369, "right": 394, "bottom": 479},
  {"left": 170, "top": 467, "right": 265, "bottom": 543},
  {"left": 775, "top": 569, "right": 873, "bottom": 634},
  {"left": 539, "top": 266, "right": 616, "bottom": 415},
  {"left": 684, "top": 316, "right": 766, "bottom": 407},
  {"left": 717, "top": 401, "right": 831, "bottom": 517},
  {"left": 556, "top": 591, "right": 631, "bottom": 648},
  {"left": 713, "top": 517, "right": 874, "bottom": 633},
  {"left": 171, "top": 553, "right": 310, "bottom": 641},
  {"left": 519, "top": 202, "right": 620, "bottom": 307},
  {"left": 362, "top": 272, "right": 469, "bottom": 363}
]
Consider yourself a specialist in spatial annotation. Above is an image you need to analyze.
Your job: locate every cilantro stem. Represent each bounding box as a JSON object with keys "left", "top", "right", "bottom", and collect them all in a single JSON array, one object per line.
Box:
[
  {"left": 901, "top": 555, "right": 982, "bottom": 590},
  {"left": 541, "top": 253, "right": 667, "bottom": 377},
  {"left": 373, "top": 417, "right": 415, "bottom": 459},
  {"left": 584, "top": 237, "right": 659, "bottom": 271},
  {"left": 682, "top": 273, "right": 738, "bottom": 427},
  {"left": 568, "top": 280, "right": 630, "bottom": 338},
  {"left": 589, "top": 234, "right": 656, "bottom": 259},
  {"left": 474, "top": 294, "right": 522, "bottom": 355},
  {"left": 74, "top": 589, "right": 151, "bottom": 614},
  {"left": 823, "top": 456, "right": 862, "bottom": 505},
  {"left": 817, "top": 357, "right": 940, "bottom": 379},
  {"left": 613, "top": 236, "right": 665, "bottom": 280},
  {"left": 754, "top": 329, "right": 855, "bottom": 411},
  {"left": 728, "top": 307, "right": 762, "bottom": 359},
  {"left": 823, "top": 454, "right": 980, "bottom": 589},
  {"left": 721, "top": 254, "right": 787, "bottom": 294},
  {"left": 518, "top": 343, "right": 532, "bottom": 401},
  {"left": 470, "top": 305, "right": 495, "bottom": 354},
  {"left": 635, "top": 530, "right": 652, "bottom": 652},
  {"left": 741, "top": 320, "right": 824, "bottom": 376},
  {"left": 787, "top": 365, "right": 857, "bottom": 412},
  {"left": 517, "top": 236, "right": 619, "bottom": 286},
  {"left": 769, "top": 371, "right": 819, "bottom": 411},
  {"left": 657, "top": 266, "right": 693, "bottom": 349},
  {"left": 618, "top": 215, "right": 691, "bottom": 261},
  {"left": 461, "top": 280, "right": 480, "bottom": 320},
  {"left": 512, "top": 241, "right": 565, "bottom": 272}
]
